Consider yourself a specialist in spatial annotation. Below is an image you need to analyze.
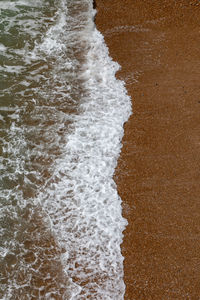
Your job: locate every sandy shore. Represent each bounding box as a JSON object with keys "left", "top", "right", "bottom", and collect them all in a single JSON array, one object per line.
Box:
[{"left": 96, "top": 1, "right": 200, "bottom": 299}]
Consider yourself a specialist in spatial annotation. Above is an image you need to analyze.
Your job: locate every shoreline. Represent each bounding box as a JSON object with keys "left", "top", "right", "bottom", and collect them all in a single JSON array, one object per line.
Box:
[{"left": 96, "top": 1, "right": 200, "bottom": 298}]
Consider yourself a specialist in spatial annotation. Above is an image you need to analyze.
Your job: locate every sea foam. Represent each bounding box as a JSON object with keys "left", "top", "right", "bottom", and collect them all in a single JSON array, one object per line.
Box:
[
  {"left": 36, "top": 2, "right": 132, "bottom": 299},
  {"left": 0, "top": 0, "right": 132, "bottom": 298}
]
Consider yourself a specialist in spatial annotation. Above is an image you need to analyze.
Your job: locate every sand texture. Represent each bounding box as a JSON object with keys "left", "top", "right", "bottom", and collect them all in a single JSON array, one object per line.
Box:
[{"left": 96, "top": 1, "right": 200, "bottom": 299}]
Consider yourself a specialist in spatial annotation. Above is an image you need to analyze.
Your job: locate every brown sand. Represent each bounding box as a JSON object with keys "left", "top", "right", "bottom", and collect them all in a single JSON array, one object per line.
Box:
[{"left": 96, "top": 1, "right": 200, "bottom": 299}]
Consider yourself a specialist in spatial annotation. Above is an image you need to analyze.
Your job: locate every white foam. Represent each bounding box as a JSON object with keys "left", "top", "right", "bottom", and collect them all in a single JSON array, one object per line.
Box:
[
  {"left": 0, "top": 65, "right": 24, "bottom": 74},
  {"left": 0, "top": 1, "right": 19, "bottom": 10},
  {"left": 0, "top": 107, "right": 16, "bottom": 112},
  {"left": 0, "top": 43, "right": 7, "bottom": 52},
  {"left": 36, "top": 2, "right": 132, "bottom": 298},
  {"left": 36, "top": 10, "right": 67, "bottom": 56},
  {"left": 0, "top": 0, "right": 132, "bottom": 298},
  {"left": 0, "top": 0, "right": 41, "bottom": 10}
]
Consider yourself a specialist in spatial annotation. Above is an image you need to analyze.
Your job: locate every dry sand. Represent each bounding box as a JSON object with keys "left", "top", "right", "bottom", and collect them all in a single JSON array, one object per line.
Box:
[{"left": 96, "top": 1, "right": 200, "bottom": 299}]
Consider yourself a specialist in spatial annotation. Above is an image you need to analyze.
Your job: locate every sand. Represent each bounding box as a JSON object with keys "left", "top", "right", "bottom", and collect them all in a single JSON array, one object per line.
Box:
[{"left": 96, "top": 1, "right": 200, "bottom": 299}]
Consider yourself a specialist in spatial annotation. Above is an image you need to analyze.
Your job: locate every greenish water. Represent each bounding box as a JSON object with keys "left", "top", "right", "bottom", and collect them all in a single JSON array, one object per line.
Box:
[{"left": 0, "top": 1, "right": 84, "bottom": 298}]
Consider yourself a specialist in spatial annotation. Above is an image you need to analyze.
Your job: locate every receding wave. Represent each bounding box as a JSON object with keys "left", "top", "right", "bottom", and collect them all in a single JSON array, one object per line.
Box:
[{"left": 0, "top": 0, "right": 131, "bottom": 299}]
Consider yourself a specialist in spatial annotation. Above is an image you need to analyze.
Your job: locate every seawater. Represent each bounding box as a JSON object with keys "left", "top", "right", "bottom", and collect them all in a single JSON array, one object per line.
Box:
[{"left": 0, "top": 0, "right": 131, "bottom": 299}]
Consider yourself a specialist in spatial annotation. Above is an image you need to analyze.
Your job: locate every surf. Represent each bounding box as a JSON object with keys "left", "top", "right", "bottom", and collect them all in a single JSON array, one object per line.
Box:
[{"left": 0, "top": 0, "right": 131, "bottom": 298}]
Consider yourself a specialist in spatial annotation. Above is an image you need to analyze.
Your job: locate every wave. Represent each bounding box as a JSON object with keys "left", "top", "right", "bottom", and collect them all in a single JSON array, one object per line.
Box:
[{"left": 0, "top": 0, "right": 131, "bottom": 298}]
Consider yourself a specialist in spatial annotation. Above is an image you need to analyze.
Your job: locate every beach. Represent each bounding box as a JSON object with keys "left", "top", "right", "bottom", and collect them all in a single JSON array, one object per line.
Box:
[{"left": 96, "top": 1, "right": 200, "bottom": 298}]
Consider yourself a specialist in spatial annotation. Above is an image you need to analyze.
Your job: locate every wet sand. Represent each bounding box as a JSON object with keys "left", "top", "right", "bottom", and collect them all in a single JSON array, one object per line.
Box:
[{"left": 96, "top": 1, "right": 200, "bottom": 299}]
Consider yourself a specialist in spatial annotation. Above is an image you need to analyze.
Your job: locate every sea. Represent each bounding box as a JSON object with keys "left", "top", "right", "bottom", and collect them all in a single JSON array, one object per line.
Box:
[{"left": 0, "top": 0, "right": 131, "bottom": 299}]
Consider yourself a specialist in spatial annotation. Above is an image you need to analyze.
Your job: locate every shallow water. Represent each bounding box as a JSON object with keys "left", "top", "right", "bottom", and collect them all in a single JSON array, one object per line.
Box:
[{"left": 0, "top": 1, "right": 131, "bottom": 299}]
